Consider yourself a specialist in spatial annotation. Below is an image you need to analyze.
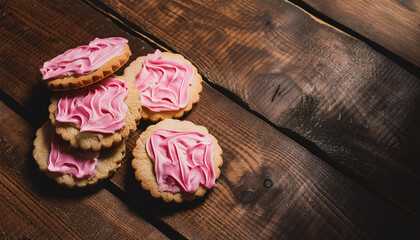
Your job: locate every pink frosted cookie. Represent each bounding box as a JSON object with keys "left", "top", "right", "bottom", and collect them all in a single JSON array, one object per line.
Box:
[
  {"left": 40, "top": 37, "right": 131, "bottom": 91},
  {"left": 33, "top": 122, "right": 126, "bottom": 187},
  {"left": 49, "top": 75, "right": 141, "bottom": 151},
  {"left": 132, "top": 119, "right": 223, "bottom": 202},
  {"left": 123, "top": 49, "right": 203, "bottom": 122}
]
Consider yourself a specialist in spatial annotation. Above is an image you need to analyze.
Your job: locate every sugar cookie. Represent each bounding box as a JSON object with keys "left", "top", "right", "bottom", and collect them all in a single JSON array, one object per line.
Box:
[
  {"left": 40, "top": 37, "right": 131, "bottom": 91},
  {"left": 123, "top": 50, "right": 202, "bottom": 122},
  {"left": 132, "top": 119, "right": 223, "bottom": 202}
]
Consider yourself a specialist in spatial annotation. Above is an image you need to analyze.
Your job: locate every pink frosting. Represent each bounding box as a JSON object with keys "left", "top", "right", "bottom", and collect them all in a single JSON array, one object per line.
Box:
[
  {"left": 146, "top": 129, "right": 216, "bottom": 193},
  {"left": 55, "top": 77, "right": 128, "bottom": 134},
  {"left": 135, "top": 49, "right": 194, "bottom": 112},
  {"left": 48, "top": 132, "right": 99, "bottom": 180},
  {"left": 40, "top": 37, "right": 128, "bottom": 80}
]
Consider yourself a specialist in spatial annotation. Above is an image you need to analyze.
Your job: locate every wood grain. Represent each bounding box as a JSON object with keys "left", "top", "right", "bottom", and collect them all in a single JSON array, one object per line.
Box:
[
  {"left": 111, "top": 83, "right": 418, "bottom": 239},
  {"left": 93, "top": 0, "right": 420, "bottom": 214},
  {"left": 297, "top": 0, "right": 420, "bottom": 66},
  {"left": 0, "top": 101, "right": 167, "bottom": 240}
]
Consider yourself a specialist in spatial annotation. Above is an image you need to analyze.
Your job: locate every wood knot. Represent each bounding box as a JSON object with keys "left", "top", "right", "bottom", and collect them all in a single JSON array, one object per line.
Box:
[
  {"left": 264, "top": 179, "right": 273, "bottom": 188},
  {"left": 239, "top": 190, "right": 255, "bottom": 203},
  {"left": 263, "top": 19, "right": 270, "bottom": 26}
]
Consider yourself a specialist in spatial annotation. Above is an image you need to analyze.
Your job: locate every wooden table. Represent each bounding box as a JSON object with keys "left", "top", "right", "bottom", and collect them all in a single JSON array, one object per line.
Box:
[{"left": 1, "top": 0, "right": 419, "bottom": 239}]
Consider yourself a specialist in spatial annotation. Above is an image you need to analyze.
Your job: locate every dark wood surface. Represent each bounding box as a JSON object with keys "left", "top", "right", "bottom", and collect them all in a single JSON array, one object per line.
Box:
[
  {"left": 111, "top": 83, "right": 417, "bottom": 239},
  {"left": 1, "top": 0, "right": 419, "bottom": 239},
  {"left": 297, "top": 0, "right": 420, "bottom": 67},
  {"left": 93, "top": 0, "right": 420, "bottom": 215}
]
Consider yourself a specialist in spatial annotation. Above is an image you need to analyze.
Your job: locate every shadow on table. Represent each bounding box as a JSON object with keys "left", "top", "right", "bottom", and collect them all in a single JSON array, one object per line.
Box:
[{"left": 118, "top": 158, "right": 208, "bottom": 216}]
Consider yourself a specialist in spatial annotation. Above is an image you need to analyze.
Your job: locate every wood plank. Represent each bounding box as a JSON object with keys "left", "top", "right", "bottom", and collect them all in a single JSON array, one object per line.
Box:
[
  {"left": 0, "top": 101, "right": 168, "bottom": 239},
  {"left": 296, "top": 0, "right": 420, "bottom": 66},
  {"left": 91, "top": 0, "right": 420, "bottom": 214},
  {"left": 110, "top": 82, "right": 419, "bottom": 239}
]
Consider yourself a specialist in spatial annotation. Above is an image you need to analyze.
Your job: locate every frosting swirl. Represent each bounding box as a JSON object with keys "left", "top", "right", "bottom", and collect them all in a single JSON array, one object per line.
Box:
[
  {"left": 146, "top": 129, "right": 216, "bottom": 193},
  {"left": 40, "top": 37, "right": 128, "bottom": 80},
  {"left": 135, "top": 49, "right": 194, "bottom": 112},
  {"left": 55, "top": 77, "right": 128, "bottom": 134},
  {"left": 48, "top": 132, "right": 98, "bottom": 180}
]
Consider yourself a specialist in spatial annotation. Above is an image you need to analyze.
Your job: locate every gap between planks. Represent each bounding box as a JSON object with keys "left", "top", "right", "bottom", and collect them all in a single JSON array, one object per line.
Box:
[
  {"left": 287, "top": 0, "right": 419, "bottom": 77},
  {"left": 77, "top": 0, "right": 419, "bottom": 222},
  {"left": 83, "top": 0, "right": 420, "bottom": 77},
  {"left": 103, "top": 181, "right": 187, "bottom": 240}
]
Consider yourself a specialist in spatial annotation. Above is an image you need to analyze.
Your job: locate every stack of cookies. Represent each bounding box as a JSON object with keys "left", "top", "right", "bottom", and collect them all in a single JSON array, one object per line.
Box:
[
  {"left": 34, "top": 37, "right": 223, "bottom": 203},
  {"left": 33, "top": 37, "right": 140, "bottom": 187}
]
